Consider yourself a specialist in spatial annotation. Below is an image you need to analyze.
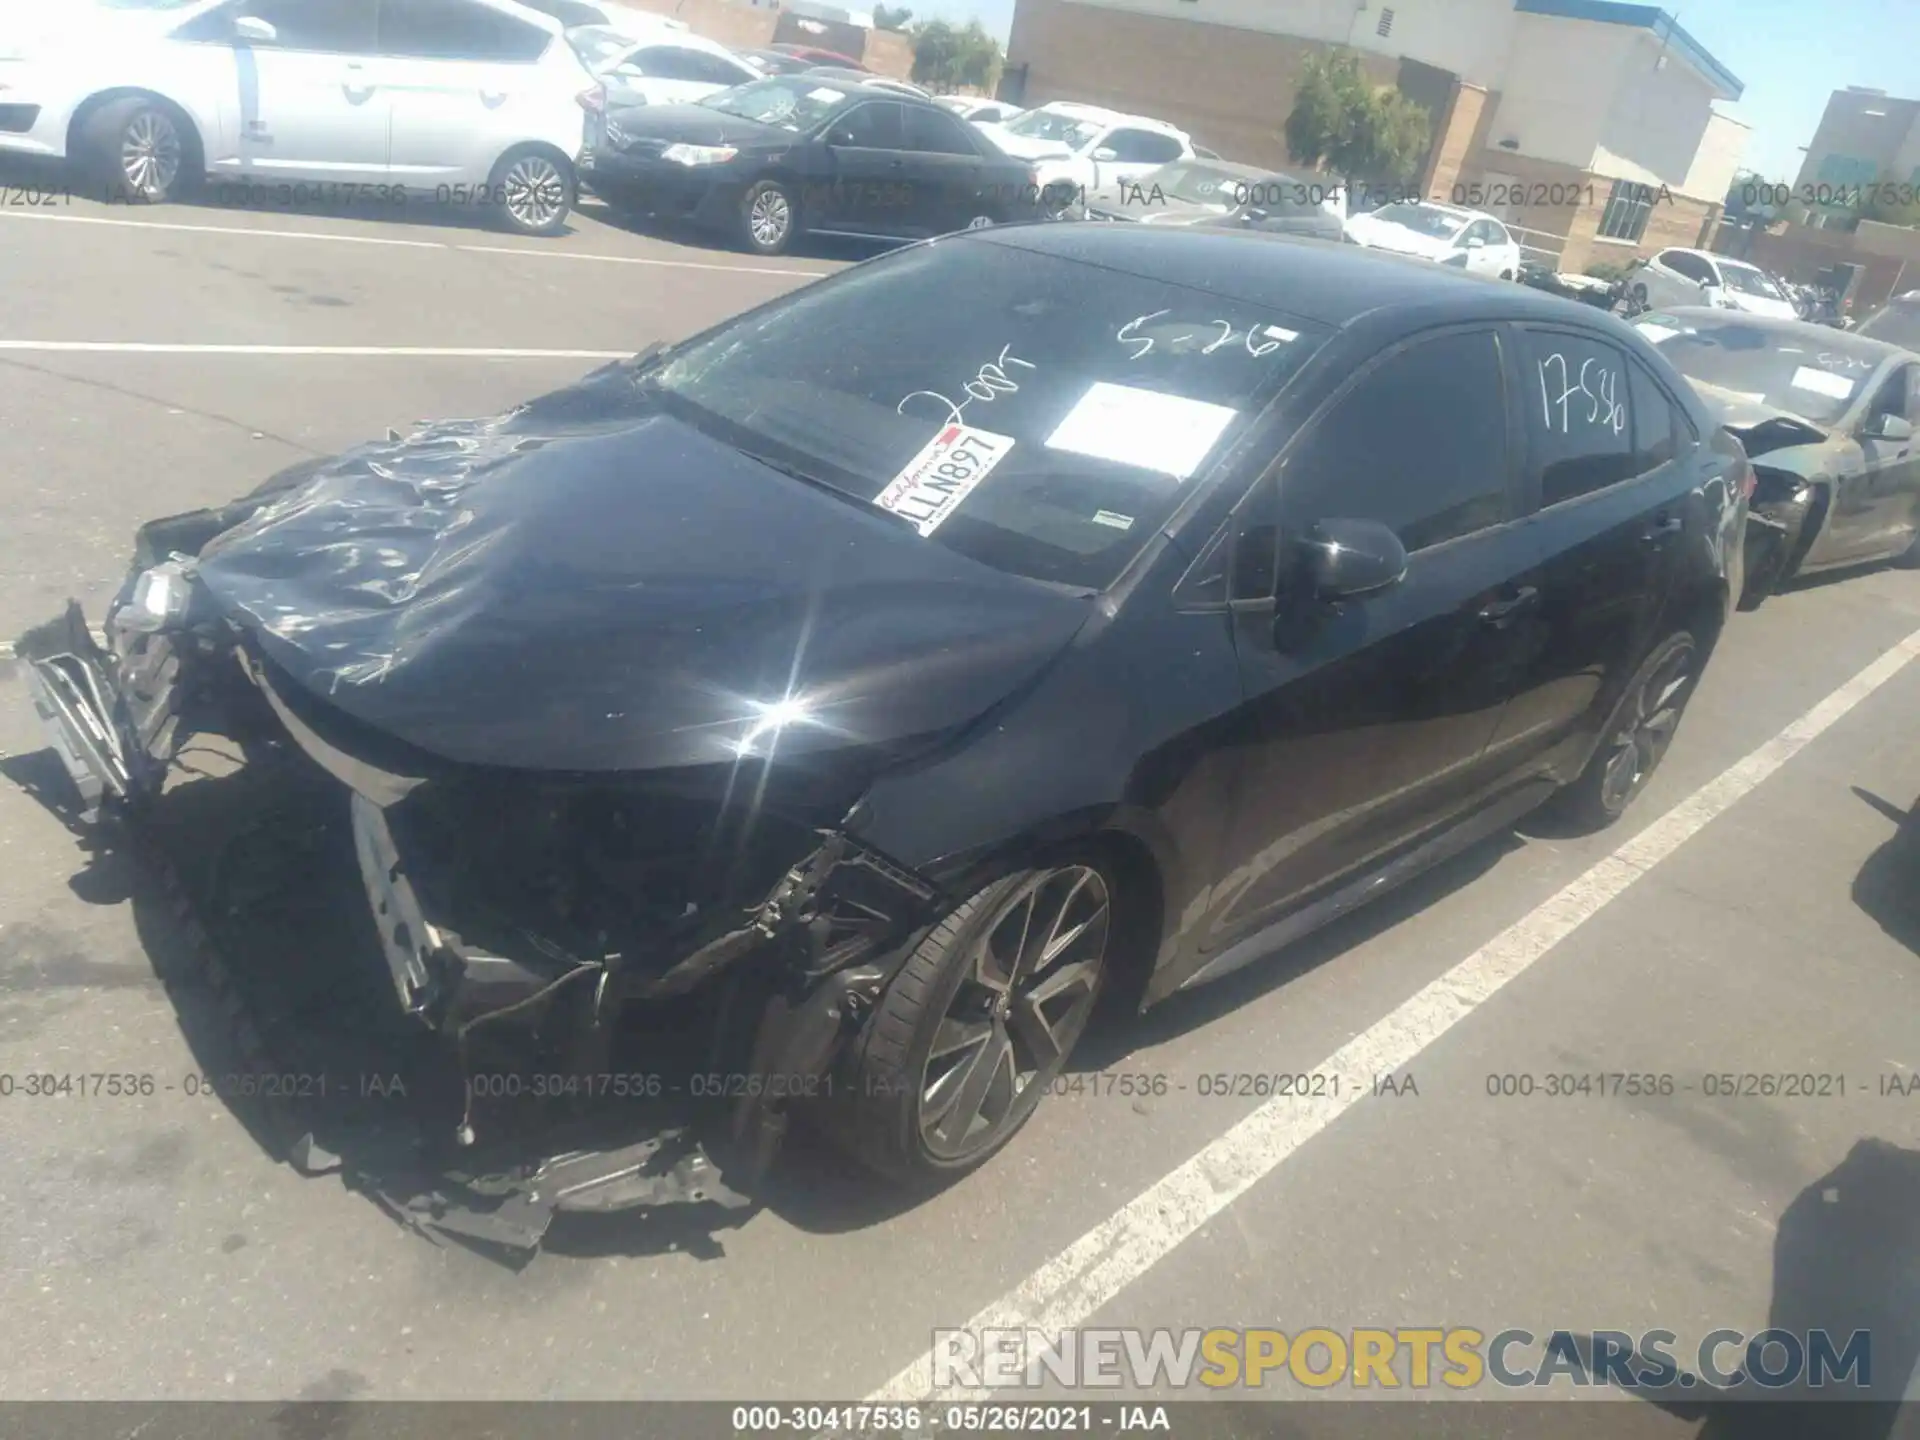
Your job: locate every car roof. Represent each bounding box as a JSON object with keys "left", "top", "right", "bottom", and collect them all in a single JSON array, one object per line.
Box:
[
  {"left": 1644, "top": 306, "right": 1914, "bottom": 364},
  {"left": 1032, "top": 100, "right": 1184, "bottom": 135},
  {"left": 971, "top": 224, "right": 1620, "bottom": 328},
  {"left": 611, "top": 26, "right": 740, "bottom": 57}
]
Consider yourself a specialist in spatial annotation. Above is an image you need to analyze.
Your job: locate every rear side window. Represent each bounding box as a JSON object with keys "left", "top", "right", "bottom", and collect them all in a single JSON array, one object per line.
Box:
[
  {"left": 1627, "top": 360, "right": 1687, "bottom": 471},
  {"left": 1280, "top": 329, "right": 1512, "bottom": 552},
  {"left": 904, "top": 105, "right": 981, "bottom": 156},
  {"left": 1105, "top": 129, "right": 1184, "bottom": 164},
  {"left": 631, "top": 45, "right": 750, "bottom": 85},
  {"left": 1662, "top": 250, "right": 1713, "bottom": 283},
  {"left": 379, "top": 0, "right": 551, "bottom": 62},
  {"left": 1517, "top": 329, "right": 1642, "bottom": 507},
  {"left": 176, "top": 0, "right": 379, "bottom": 51}
]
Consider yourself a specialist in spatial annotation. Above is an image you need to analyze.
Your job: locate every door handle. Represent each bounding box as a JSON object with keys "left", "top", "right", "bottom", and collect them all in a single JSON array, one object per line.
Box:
[
  {"left": 1640, "top": 516, "right": 1684, "bottom": 543},
  {"left": 1477, "top": 585, "right": 1539, "bottom": 626},
  {"left": 342, "top": 61, "right": 375, "bottom": 102},
  {"left": 481, "top": 90, "right": 508, "bottom": 107}
]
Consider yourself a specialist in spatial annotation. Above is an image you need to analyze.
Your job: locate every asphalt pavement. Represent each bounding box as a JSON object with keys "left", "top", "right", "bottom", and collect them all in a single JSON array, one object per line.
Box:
[{"left": 1, "top": 176, "right": 1918, "bottom": 1428}]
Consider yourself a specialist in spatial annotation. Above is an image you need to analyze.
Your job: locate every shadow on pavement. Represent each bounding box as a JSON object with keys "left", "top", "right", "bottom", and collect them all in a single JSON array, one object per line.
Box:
[{"left": 1852, "top": 787, "right": 1920, "bottom": 955}]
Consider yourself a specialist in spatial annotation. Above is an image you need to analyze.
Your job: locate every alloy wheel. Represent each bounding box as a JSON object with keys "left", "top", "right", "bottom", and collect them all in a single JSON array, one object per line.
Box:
[
  {"left": 966, "top": 214, "right": 994, "bottom": 230},
  {"left": 1599, "top": 639, "right": 1695, "bottom": 812},
  {"left": 918, "top": 866, "right": 1111, "bottom": 1162},
  {"left": 502, "top": 154, "right": 568, "bottom": 231},
  {"left": 749, "top": 188, "right": 791, "bottom": 249},
  {"left": 120, "top": 109, "right": 181, "bottom": 198}
]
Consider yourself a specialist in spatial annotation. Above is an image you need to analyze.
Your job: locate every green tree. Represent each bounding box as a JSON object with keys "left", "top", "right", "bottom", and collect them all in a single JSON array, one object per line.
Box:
[
  {"left": 872, "top": 4, "right": 913, "bottom": 32},
  {"left": 1283, "top": 50, "right": 1432, "bottom": 191},
  {"left": 907, "top": 19, "right": 1002, "bottom": 92}
]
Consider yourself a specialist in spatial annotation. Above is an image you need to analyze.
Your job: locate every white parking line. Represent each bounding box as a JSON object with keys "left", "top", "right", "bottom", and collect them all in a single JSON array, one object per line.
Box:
[
  {"left": 0, "top": 208, "right": 830, "bottom": 277},
  {"left": 0, "top": 342, "right": 629, "bottom": 358},
  {"left": 868, "top": 623, "right": 1920, "bottom": 1406}
]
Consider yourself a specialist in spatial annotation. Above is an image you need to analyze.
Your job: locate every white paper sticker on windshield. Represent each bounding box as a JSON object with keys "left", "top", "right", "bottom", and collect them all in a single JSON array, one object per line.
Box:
[
  {"left": 1091, "top": 510, "right": 1135, "bottom": 531},
  {"left": 875, "top": 424, "right": 1014, "bottom": 536},
  {"left": 1261, "top": 324, "right": 1300, "bottom": 344},
  {"left": 1044, "top": 383, "right": 1238, "bottom": 480},
  {"left": 1635, "top": 324, "right": 1678, "bottom": 345},
  {"left": 1790, "top": 366, "right": 1854, "bottom": 400},
  {"left": 807, "top": 87, "right": 846, "bottom": 103}
]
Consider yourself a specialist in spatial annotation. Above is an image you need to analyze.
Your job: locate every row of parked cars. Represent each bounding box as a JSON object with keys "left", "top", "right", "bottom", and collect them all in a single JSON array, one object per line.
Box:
[{"left": 1, "top": 0, "right": 1536, "bottom": 265}]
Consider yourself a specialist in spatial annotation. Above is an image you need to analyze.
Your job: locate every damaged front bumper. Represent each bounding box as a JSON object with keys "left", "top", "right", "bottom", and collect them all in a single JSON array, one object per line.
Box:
[{"left": 15, "top": 566, "right": 943, "bottom": 1253}]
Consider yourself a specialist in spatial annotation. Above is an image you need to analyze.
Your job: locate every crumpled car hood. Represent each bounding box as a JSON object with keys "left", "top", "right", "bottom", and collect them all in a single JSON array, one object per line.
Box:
[
  {"left": 192, "top": 365, "right": 1092, "bottom": 773},
  {"left": 1690, "top": 380, "right": 1834, "bottom": 458}
]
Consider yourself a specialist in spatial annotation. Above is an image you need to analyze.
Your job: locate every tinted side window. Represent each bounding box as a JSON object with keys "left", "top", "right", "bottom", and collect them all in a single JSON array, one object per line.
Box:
[
  {"left": 631, "top": 45, "right": 742, "bottom": 84},
  {"left": 904, "top": 105, "right": 980, "bottom": 155},
  {"left": 1517, "top": 330, "right": 1639, "bottom": 506},
  {"left": 1280, "top": 330, "right": 1511, "bottom": 552},
  {"left": 834, "top": 102, "right": 905, "bottom": 148},
  {"left": 176, "top": 0, "right": 379, "bottom": 50},
  {"left": 1626, "top": 360, "right": 1685, "bottom": 470},
  {"left": 1663, "top": 250, "right": 1710, "bottom": 283},
  {"left": 1868, "top": 363, "right": 1916, "bottom": 423},
  {"left": 1106, "top": 129, "right": 1183, "bottom": 163},
  {"left": 378, "top": 0, "right": 550, "bottom": 62}
]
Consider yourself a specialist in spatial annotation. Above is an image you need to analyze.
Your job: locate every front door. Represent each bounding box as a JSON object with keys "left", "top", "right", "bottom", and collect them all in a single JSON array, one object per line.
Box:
[
  {"left": 899, "top": 102, "right": 990, "bottom": 234},
  {"left": 1855, "top": 361, "right": 1920, "bottom": 559},
  {"left": 818, "top": 99, "right": 912, "bottom": 236},
  {"left": 1191, "top": 327, "right": 1541, "bottom": 962},
  {"left": 176, "top": 0, "right": 389, "bottom": 182}
]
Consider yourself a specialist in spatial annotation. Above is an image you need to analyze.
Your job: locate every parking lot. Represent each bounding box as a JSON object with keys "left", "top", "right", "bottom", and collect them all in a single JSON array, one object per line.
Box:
[{"left": 2, "top": 181, "right": 1919, "bottom": 1426}]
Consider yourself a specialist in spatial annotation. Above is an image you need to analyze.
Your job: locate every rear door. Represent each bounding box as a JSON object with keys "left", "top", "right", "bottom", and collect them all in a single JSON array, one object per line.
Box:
[
  {"left": 1485, "top": 325, "right": 1695, "bottom": 778},
  {"left": 173, "top": 0, "right": 388, "bottom": 181},
  {"left": 1194, "top": 325, "right": 1544, "bottom": 958},
  {"left": 377, "top": 0, "right": 558, "bottom": 189}
]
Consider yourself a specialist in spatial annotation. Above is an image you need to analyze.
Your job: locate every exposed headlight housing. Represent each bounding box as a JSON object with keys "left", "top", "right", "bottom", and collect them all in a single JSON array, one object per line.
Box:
[{"left": 661, "top": 143, "right": 739, "bottom": 166}]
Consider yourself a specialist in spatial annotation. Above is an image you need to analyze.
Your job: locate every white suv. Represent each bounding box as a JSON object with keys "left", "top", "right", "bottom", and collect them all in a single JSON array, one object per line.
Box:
[
  {"left": 971, "top": 101, "right": 1192, "bottom": 216},
  {"left": 0, "top": 0, "right": 603, "bottom": 235},
  {"left": 1630, "top": 247, "right": 1799, "bottom": 320}
]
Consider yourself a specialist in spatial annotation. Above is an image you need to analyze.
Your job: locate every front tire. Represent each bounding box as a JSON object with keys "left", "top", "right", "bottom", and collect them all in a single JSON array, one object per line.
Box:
[
  {"left": 1550, "top": 631, "right": 1700, "bottom": 832},
  {"left": 78, "top": 96, "right": 195, "bottom": 203},
  {"left": 834, "top": 861, "right": 1115, "bottom": 1183},
  {"left": 737, "top": 179, "right": 798, "bottom": 255},
  {"left": 489, "top": 146, "right": 575, "bottom": 236}
]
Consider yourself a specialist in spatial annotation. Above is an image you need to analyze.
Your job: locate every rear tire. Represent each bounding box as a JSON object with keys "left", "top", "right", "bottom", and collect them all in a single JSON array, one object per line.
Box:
[
  {"left": 488, "top": 146, "right": 575, "bottom": 237},
  {"left": 830, "top": 860, "right": 1115, "bottom": 1184},
  {"left": 1894, "top": 526, "right": 1920, "bottom": 569},
  {"left": 78, "top": 96, "right": 197, "bottom": 203},
  {"left": 1548, "top": 631, "right": 1700, "bottom": 833}
]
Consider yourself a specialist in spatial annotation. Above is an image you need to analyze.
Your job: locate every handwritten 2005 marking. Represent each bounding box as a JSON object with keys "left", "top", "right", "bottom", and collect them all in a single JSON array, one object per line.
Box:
[
  {"left": 1538, "top": 352, "right": 1625, "bottom": 436},
  {"left": 897, "top": 343, "right": 1036, "bottom": 427},
  {"left": 1116, "top": 312, "right": 1286, "bottom": 361}
]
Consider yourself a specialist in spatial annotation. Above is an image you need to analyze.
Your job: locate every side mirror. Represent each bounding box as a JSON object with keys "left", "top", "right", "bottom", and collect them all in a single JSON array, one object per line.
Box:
[
  {"left": 1464, "top": 235, "right": 1486, "bottom": 249},
  {"left": 1092, "top": 146, "right": 1118, "bottom": 161},
  {"left": 1241, "top": 207, "right": 1268, "bottom": 223},
  {"left": 232, "top": 14, "right": 277, "bottom": 41},
  {"left": 1865, "top": 412, "right": 1914, "bottom": 442},
  {"left": 1300, "top": 517, "right": 1407, "bottom": 599}
]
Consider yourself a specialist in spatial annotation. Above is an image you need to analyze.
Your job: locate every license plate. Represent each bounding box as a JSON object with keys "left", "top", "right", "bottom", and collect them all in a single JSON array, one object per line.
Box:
[{"left": 874, "top": 424, "right": 1015, "bottom": 536}]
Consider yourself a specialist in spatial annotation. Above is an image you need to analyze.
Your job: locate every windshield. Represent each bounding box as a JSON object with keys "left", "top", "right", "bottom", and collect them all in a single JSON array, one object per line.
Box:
[
  {"left": 1369, "top": 203, "right": 1468, "bottom": 239},
  {"left": 1858, "top": 298, "right": 1920, "bottom": 350},
  {"left": 1635, "top": 313, "right": 1882, "bottom": 426},
  {"left": 1005, "top": 109, "right": 1102, "bottom": 150},
  {"left": 567, "top": 24, "right": 633, "bottom": 70},
  {"left": 698, "top": 75, "right": 852, "bottom": 131},
  {"left": 647, "top": 238, "right": 1328, "bottom": 588},
  {"left": 1718, "top": 262, "right": 1786, "bottom": 300}
]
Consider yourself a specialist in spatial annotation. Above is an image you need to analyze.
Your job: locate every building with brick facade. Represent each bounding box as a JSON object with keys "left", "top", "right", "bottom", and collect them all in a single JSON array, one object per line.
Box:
[{"left": 1001, "top": 0, "right": 1751, "bottom": 273}]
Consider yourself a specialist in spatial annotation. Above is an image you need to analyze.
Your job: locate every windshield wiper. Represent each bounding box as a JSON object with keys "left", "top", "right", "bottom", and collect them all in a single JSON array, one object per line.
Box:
[{"left": 735, "top": 448, "right": 922, "bottom": 535}]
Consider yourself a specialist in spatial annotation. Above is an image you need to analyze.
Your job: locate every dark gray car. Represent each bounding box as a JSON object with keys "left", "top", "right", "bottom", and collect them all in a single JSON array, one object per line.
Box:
[
  {"left": 1633, "top": 307, "right": 1920, "bottom": 603},
  {"left": 1081, "top": 158, "right": 1345, "bottom": 241}
]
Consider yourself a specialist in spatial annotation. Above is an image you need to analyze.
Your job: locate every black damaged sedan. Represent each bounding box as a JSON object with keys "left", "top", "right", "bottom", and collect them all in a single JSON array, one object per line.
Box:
[
  {"left": 20, "top": 228, "right": 1747, "bottom": 1243},
  {"left": 582, "top": 73, "right": 1047, "bottom": 254}
]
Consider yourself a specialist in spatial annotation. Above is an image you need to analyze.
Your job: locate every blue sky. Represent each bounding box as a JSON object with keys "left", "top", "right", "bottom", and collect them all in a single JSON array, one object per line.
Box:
[{"left": 903, "top": 0, "right": 1911, "bottom": 183}]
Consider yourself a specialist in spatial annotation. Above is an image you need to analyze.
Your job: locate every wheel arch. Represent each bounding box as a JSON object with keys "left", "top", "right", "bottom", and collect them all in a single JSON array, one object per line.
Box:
[{"left": 68, "top": 89, "right": 206, "bottom": 173}]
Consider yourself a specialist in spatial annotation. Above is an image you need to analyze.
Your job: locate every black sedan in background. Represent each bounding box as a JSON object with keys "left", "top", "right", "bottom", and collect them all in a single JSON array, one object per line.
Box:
[
  {"left": 1081, "top": 158, "right": 1346, "bottom": 242},
  {"left": 1631, "top": 308, "right": 1920, "bottom": 603},
  {"left": 584, "top": 74, "right": 1043, "bottom": 253},
  {"left": 19, "top": 230, "right": 1746, "bottom": 1236}
]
